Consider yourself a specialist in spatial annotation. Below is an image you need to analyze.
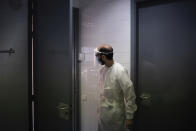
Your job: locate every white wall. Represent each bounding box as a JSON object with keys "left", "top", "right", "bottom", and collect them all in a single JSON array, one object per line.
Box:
[{"left": 79, "top": 0, "right": 131, "bottom": 130}]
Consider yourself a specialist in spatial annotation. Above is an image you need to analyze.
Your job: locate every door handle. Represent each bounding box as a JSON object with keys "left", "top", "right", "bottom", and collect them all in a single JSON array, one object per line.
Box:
[
  {"left": 58, "top": 107, "right": 68, "bottom": 110},
  {"left": 139, "top": 93, "right": 151, "bottom": 100},
  {"left": 0, "top": 48, "right": 15, "bottom": 55},
  {"left": 139, "top": 93, "right": 152, "bottom": 106},
  {"left": 57, "top": 102, "right": 72, "bottom": 120}
]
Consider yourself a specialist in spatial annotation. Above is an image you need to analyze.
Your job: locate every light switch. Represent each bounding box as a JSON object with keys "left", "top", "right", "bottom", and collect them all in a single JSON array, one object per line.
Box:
[{"left": 78, "top": 53, "right": 85, "bottom": 62}]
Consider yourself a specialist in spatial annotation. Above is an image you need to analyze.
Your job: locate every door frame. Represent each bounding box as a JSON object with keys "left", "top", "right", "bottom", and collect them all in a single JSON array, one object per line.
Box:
[
  {"left": 28, "top": 0, "right": 33, "bottom": 131},
  {"left": 73, "top": 7, "right": 80, "bottom": 131}
]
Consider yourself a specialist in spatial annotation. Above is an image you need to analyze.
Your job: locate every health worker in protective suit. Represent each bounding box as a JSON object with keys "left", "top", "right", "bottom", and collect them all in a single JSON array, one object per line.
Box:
[{"left": 95, "top": 44, "right": 137, "bottom": 131}]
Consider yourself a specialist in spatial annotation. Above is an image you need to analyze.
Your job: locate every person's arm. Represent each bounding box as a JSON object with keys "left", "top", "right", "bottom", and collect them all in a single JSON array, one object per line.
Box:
[{"left": 118, "top": 68, "right": 137, "bottom": 125}]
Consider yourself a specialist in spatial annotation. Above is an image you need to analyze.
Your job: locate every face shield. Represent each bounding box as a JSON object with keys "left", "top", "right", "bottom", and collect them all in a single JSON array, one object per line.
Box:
[
  {"left": 94, "top": 48, "right": 102, "bottom": 66},
  {"left": 94, "top": 48, "right": 113, "bottom": 65}
]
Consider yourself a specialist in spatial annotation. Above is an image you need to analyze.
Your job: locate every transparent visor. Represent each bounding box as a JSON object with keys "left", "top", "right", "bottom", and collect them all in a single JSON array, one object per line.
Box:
[
  {"left": 94, "top": 48, "right": 102, "bottom": 57},
  {"left": 94, "top": 48, "right": 113, "bottom": 56},
  {"left": 94, "top": 48, "right": 100, "bottom": 66},
  {"left": 94, "top": 48, "right": 113, "bottom": 66}
]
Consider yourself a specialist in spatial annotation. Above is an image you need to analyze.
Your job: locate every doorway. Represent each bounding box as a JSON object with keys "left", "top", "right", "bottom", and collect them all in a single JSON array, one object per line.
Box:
[{"left": 78, "top": 0, "right": 131, "bottom": 131}]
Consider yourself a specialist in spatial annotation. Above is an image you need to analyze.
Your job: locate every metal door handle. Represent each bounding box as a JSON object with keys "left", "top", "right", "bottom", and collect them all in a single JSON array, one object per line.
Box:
[
  {"left": 57, "top": 105, "right": 69, "bottom": 110},
  {"left": 0, "top": 48, "right": 15, "bottom": 55},
  {"left": 139, "top": 93, "right": 152, "bottom": 106},
  {"left": 57, "top": 102, "right": 72, "bottom": 120},
  {"left": 139, "top": 93, "right": 152, "bottom": 100},
  {"left": 58, "top": 107, "right": 67, "bottom": 110}
]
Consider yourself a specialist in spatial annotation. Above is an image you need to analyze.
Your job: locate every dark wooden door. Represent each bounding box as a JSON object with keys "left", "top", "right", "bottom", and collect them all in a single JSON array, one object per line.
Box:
[
  {"left": 33, "top": 0, "right": 73, "bottom": 131},
  {"left": 135, "top": 0, "right": 196, "bottom": 131},
  {"left": 0, "top": 0, "right": 31, "bottom": 130}
]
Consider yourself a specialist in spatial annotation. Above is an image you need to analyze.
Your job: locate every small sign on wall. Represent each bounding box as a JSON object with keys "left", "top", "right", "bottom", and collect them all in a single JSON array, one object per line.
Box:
[{"left": 79, "top": 53, "right": 85, "bottom": 62}]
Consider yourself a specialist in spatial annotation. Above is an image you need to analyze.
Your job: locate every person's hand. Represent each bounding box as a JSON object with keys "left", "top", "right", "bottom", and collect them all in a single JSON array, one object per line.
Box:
[{"left": 126, "top": 119, "right": 133, "bottom": 129}]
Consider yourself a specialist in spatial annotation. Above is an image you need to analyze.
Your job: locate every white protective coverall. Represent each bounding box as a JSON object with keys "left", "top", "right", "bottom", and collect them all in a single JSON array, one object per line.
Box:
[{"left": 97, "top": 62, "right": 137, "bottom": 131}]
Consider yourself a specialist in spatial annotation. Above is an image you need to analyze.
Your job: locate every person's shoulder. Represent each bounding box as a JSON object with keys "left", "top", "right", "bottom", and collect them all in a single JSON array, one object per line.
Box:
[{"left": 113, "top": 62, "right": 127, "bottom": 73}]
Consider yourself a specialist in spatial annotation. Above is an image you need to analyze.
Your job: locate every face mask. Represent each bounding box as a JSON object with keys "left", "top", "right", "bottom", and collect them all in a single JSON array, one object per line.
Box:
[{"left": 96, "top": 56, "right": 105, "bottom": 65}]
